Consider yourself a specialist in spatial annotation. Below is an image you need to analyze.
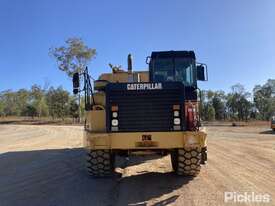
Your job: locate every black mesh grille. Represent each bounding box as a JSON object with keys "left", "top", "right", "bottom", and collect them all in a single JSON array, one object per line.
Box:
[{"left": 106, "top": 82, "right": 185, "bottom": 132}]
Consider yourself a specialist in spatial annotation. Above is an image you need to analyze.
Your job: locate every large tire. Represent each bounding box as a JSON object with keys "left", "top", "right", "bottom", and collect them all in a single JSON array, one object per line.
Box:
[
  {"left": 86, "top": 149, "right": 114, "bottom": 177},
  {"left": 172, "top": 147, "right": 201, "bottom": 176}
]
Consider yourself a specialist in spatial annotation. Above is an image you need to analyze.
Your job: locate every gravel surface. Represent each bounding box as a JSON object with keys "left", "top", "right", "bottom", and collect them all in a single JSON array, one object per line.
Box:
[{"left": 0, "top": 124, "right": 274, "bottom": 206}]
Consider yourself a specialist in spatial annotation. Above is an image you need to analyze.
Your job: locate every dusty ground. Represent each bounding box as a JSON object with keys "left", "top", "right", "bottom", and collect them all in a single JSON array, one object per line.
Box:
[{"left": 0, "top": 125, "right": 274, "bottom": 206}]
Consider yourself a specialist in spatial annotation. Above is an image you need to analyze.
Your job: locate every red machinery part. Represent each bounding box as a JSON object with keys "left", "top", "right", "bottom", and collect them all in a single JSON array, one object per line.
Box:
[{"left": 185, "top": 101, "right": 199, "bottom": 131}]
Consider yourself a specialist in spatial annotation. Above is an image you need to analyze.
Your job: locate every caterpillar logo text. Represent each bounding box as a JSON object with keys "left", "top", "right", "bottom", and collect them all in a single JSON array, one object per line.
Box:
[{"left": 127, "top": 83, "right": 162, "bottom": 90}]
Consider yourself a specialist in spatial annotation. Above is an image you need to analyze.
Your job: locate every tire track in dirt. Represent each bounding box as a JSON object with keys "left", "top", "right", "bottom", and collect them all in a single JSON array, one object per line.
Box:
[{"left": 0, "top": 125, "right": 275, "bottom": 206}]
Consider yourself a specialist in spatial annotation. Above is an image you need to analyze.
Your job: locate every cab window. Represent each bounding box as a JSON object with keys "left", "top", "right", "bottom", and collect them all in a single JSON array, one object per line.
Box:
[
  {"left": 151, "top": 57, "right": 196, "bottom": 86},
  {"left": 175, "top": 58, "right": 195, "bottom": 86}
]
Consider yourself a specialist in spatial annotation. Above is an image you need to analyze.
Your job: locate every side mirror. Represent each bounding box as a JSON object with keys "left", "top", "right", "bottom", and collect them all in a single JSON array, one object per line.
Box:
[
  {"left": 145, "top": 56, "right": 151, "bottom": 64},
  {"left": 196, "top": 64, "right": 208, "bottom": 81},
  {"left": 73, "top": 72, "right": 80, "bottom": 94}
]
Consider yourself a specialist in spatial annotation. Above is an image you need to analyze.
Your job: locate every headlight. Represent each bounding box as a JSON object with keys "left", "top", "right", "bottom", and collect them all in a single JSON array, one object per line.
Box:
[
  {"left": 174, "top": 110, "right": 179, "bottom": 117},
  {"left": 112, "top": 112, "right": 118, "bottom": 118},
  {"left": 112, "top": 119, "right": 118, "bottom": 126},
  {"left": 174, "top": 118, "right": 180, "bottom": 125}
]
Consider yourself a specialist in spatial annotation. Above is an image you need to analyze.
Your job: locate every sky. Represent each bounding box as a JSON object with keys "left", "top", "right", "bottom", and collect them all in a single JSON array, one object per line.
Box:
[{"left": 0, "top": 0, "right": 274, "bottom": 93}]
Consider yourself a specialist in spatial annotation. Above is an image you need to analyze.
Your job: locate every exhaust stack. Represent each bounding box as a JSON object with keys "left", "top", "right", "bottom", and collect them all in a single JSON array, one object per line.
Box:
[{"left": 127, "top": 54, "right": 133, "bottom": 73}]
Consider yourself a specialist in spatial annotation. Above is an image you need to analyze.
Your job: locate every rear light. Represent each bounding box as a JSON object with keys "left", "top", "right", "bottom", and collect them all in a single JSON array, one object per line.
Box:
[
  {"left": 173, "top": 105, "right": 181, "bottom": 130},
  {"left": 173, "top": 105, "right": 180, "bottom": 110},
  {"left": 174, "top": 118, "right": 181, "bottom": 125},
  {"left": 111, "top": 105, "right": 118, "bottom": 111},
  {"left": 111, "top": 119, "right": 118, "bottom": 126},
  {"left": 112, "top": 112, "right": 118, "bottom": 118},
  {"left": 174, "top": 110, "right": 179, "bottom": 117},
  {"left": 111, "top": 105, "right": 119, "bottom": 131}
]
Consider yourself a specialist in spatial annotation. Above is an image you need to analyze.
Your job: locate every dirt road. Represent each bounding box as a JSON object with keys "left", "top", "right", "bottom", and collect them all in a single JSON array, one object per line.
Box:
[{"left": 0, "top": 124, "right": 274, "bottom": 206}]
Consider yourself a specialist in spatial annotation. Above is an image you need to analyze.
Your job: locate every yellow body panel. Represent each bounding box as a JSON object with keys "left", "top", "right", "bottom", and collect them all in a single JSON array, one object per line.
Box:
[
  {"left": 93, "top": 92, "right": 105, "bottom": 106},
  {"left": 271, "top": 123, "right": 275, "bottom": 129},
  {"left": 99, "top": 71, "right": 149, "bottom": 83},
  {"left": 85, "top": 110, "right": 106, "bottom": 132},
  {"left": 84, "top": 130, "right": 207, "bottom": 150},
  {"left": 85, "top": 69, "right": 207, "bottom": 151}
]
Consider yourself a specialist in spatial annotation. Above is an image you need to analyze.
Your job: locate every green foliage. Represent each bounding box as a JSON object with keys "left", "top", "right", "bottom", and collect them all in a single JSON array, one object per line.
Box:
[
  {"left": 49, "top": 38, "right": 96, "bottom": 77},
  {"left": 68, "top": 97, "right": 79, "bottom": 119},
  {"left": 22, "top": 104, "right": 37, "bottom": 117},
  {"left": 17, "top": 89, "right": 30, "bottom": 116},
  {"left": 207, "top": 105, "right": 216, "bottom": 121},
  {"left": 38, "top": 97, "right": 49, "bottom": 117},
  {"left": 211, "top": 91, "right": 226, "bottom": 120},
  {"left": 253, "top": 79, "right": 275, "bottom": 120},
  {"left": 46, "top": 87, "right": 69, "bottom": 119},
  {"left": 200, "top": 84, "right": 256, "bottom": 121},
  {"left": 0, "top": 79, "right": 274, "bottom": 122},
  {"left": 0, "top": 100, "right": 4, "bottom": 116},
  {"left": 0, "top": 85, "right": 71, "bottom": 120},
  {"left": 225, "top": 84, "right": 252, "bottom": 120},
  {"left": 0, "top": 90, "right": 20, "bottom": 116},
  {"left": 200, "top": 90, "right": 225, "bottom": 121},
  {"left": 201, "top": 100, "right": 215, "bottom": 121},
  {"left": 30, "top": 85, "right": 48, "bottom": 117}
]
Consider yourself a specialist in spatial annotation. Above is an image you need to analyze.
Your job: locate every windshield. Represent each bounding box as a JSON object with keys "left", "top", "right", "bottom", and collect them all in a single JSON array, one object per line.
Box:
[
  {"left": 152, "top": 58, "right": 174, "bottom": 82},
  {"left": 151, "top": 58, "right": 196, "bottom": 86}
]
